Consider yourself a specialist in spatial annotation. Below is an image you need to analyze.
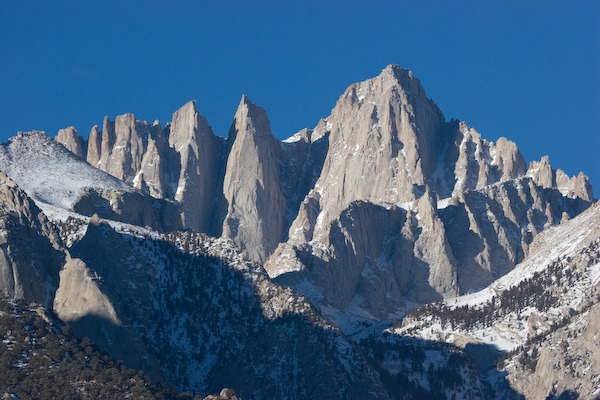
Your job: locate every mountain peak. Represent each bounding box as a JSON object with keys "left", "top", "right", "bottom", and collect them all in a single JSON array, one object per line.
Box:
[
  {"left": 230, "top": 95, "right": 273, "bottom": 139},
  {"left": 180, "top": 99, "right": 198, "bottom": 114},
  {"left": 237, "top": 94, "right": 263, "bottom": 113},
  {"left": 239, "top": 93, "right": 250, "bottom": 105},
  {"left": 170, "top": 100, "right": 214, "bottom": 146},
  {"left": 381, "top": 63, "right": 411, "bottom": 78},
  {"left": 223, "top": 96, "right": 284, "bottom": 262},
  {"left": 379, "top": 64, "right": 425, "bottom": 97}
]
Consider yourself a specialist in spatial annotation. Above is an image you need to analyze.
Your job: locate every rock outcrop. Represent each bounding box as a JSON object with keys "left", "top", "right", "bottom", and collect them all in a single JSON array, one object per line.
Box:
[
  {"left": 54, "top": 254, "right": 122, "bottom": 328},
  {"left": 447, "top": 121, "right": 527, "bottom": 196},
  {"left": 86, "top": 124, "right": 102, "bottom": 167},
  {"left": 0, "top": 172, "right": 63, "bottom": 306},
  {"left": 528, "top": 155, "right": 594, "bottom": 202},
  {"left": 76, "top": 103, "right": 226, "bottom": 234},
  {"left": 221, "top": 96, "right": 286, "bottom": 263},
  {"left": 97, "top": 114, "right": 151, "bottom": 183},
  {"left": 167, "top": 100, "right": 225, "bottom": 234},
  {"left": 0, "top": 130, "right": 181, "bottom": 232},
  {"left": 55, "top": 217, "right": 169, "bottom": 385},
  {"left": 134, "top": 120, "right": 168, "bottom": 198},
  {"left": 55, "top": 126, "right": 86, "bottom": 158},
  {"left": 506, "top": 302, "right": 600, "bottom": 400},
  {"left": 72, "top": 187, "right": 182, "bottom": 232}
]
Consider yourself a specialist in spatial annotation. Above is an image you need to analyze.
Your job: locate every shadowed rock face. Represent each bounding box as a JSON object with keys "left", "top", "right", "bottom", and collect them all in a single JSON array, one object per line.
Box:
[
  {"left": 167, "top": 100, "right": 226, "bottom": 235},
  {"left": 0, "top": 172, "right": 63, "bottom": 306},
  {"left": 71, "top": 187, "right": 182, "bottom": 232},
  {"left": 53, "top": 216, "right": 391, "bottom": 398},
  {"left": 54, "top": 218, "right": 169, "bottom": 386}
]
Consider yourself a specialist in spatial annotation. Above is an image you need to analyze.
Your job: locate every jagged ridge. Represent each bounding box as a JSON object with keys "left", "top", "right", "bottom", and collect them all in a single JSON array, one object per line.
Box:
[{"left": 46, "top": 64, "right": 596, "bottom": 320}]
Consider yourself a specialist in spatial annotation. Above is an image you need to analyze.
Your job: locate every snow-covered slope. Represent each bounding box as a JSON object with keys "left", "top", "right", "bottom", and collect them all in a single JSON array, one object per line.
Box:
[
  {"left": 0, "top": 131, "right": 133, "bottom": 209},
  {"left": 449, "top": 199, "right": 599, "bottom": 311},
  {"left": 0, "top": 131, "right": 182, "bottom": 232},
  {"left": 395, "top": 201, "right": 600, "bottom": 350},
  {"left": 394, "top": 201, "right": 600, "bottom": 399}
]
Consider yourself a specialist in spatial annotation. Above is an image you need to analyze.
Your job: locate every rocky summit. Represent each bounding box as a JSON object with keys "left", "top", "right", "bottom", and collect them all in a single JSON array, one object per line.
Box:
[{"left": 0, "top": 65, "right": 597, "bottom": 399}]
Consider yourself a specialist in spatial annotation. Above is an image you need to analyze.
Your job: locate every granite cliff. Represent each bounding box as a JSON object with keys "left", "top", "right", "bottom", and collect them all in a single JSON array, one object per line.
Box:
[
  {"left": 1, "top": 64, "right": 595, "bottom": 399},
  {"left": 51, "top": 66, "right": 594, "bottom": 319}
]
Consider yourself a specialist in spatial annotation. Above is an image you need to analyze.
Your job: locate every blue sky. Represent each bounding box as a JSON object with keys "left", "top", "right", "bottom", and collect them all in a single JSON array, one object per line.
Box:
[{"left": 1, "top": 1, "right": 598, "bottom": 191}]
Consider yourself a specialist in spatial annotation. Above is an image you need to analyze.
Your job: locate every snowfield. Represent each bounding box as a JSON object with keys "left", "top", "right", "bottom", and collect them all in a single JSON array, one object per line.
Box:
[{"left": 0, "top": 131, "right": 133, "bottom": 209}]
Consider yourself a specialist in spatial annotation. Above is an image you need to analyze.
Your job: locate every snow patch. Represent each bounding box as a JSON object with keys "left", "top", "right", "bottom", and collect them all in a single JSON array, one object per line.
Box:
[{"left": 0, "top": 132, "right": 134, "bottom": 209}]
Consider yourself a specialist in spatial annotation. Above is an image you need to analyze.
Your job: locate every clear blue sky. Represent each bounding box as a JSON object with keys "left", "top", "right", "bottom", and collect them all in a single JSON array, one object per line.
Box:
[{"left": 1, "top": 1, "right": 598, "bottom": 192}]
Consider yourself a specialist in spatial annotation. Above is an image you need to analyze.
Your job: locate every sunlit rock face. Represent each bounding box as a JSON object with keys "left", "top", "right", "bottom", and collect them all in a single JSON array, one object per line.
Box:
[
  {"left": 264, "top": 65, "right": 595, "bottom": 317},
  {"left": 221, "top": 95, "right": 286, "bottom": 263},
  {"left": 44, "top": 64, "right": 595, "bottom": 319},
  {"left": 55, "top": 126, "right": 86, "bottom": 158}
]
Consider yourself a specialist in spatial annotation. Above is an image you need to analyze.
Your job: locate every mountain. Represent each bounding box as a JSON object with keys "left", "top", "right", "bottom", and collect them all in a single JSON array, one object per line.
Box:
[
  {"left": 0, "top": 166, "right": 395, "bottom": 397},
  {"left": 55, "top": 215, "right": 391, "bottom": 398},
  {"left": 395, "top": 200, "right": 600, "bottom": 399},
  {"left": 221, "top": 95, "right": 287, "bottom": 263},
  {"left": 0, "top": 131, "right": 182, "bottom": 232},
  {"left": 0, "top": 64, "right": 596, "bottom": 399},
  {"left": 51, "top": 65, "right": 595, "bottom": 322},
  {"left": 266, "top": 65, "right": 594, "bottom": 320},
  {"left": 0, "top": 173, "right": 493, "bottom": 399}
]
